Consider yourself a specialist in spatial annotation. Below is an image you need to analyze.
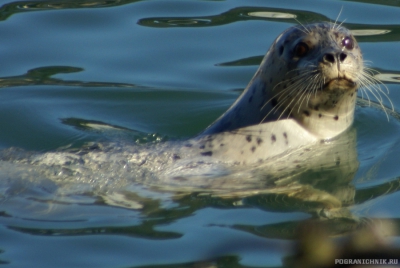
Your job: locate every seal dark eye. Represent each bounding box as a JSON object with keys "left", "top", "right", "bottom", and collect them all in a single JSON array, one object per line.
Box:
[
  {"left": 293, "top": 42, "right": 309, "bottom": 57},
  {"left": 342, "top": 36, "right": 354, "bottom": 50}
]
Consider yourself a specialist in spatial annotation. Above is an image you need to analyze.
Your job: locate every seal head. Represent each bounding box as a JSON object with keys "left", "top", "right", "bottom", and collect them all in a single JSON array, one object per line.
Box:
[
  {"left": 272, "top": 22, "right": 362, "bottom": 138},
  {"left": 203, "top": 22, "right": 363, "bottom": 139}
]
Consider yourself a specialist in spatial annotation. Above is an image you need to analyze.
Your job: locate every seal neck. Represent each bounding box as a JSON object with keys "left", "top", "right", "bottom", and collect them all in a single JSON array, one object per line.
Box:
[{"left": 283, "top": 87, "right": 358, "bottom": 139}]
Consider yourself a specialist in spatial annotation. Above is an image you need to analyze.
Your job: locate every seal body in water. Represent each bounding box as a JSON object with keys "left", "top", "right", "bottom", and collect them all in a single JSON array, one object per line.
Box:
[
  {"left": 0, "top": 21, "right": 370, "bottom": 211},
  {"left": 190, "top": 22, "right": 364, "bottom": 164},
  {"left": 1, "top": 22, "right": 365, "bottom": 169}
]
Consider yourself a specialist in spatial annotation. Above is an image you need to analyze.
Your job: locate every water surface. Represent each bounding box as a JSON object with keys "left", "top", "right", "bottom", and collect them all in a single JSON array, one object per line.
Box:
[{"left": 1, "top": 0, "right": 400, "bottom": 267}]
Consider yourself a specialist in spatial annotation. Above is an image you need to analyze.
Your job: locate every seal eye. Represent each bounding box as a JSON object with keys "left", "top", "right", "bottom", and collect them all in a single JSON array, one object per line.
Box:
[
  {"left": 342, "top": 36, "right": 354, "bottom": 50},
  {"left": 293, "top": 42, "right": 309, "bottom": 57}
]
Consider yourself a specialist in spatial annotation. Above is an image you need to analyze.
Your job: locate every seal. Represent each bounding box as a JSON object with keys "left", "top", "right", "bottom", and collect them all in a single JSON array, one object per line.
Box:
[
  {"left": 0, "top": 22, "right": 377, "bottom": 185},
  {"left": 190, "top": 22, "right": 367, "bottom": 164},
  {"left": 0, "top": 22, "right": 391, "bottom": 216}
]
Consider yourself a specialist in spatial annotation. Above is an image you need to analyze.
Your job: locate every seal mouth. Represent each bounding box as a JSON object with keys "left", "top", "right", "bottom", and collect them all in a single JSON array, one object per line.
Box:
[{"left": 324, "top": 77, "right": 357, "bottom": 90}]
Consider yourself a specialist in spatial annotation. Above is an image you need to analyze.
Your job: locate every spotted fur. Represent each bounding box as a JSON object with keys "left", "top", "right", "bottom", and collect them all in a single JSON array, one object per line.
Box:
[{"left": 193, "top": 120, "right": 318, "bottom": 164}]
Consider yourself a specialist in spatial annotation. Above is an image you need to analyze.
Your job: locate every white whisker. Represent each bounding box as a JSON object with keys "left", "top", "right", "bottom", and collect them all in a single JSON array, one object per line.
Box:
[
  {"left": 334, "top": 6, "right": 343, "bottom": 29},
  {"left": 354, "top": 65, "right": 394, "bottom": 120},
  {"left": 294, "top": 18, "right": 311, "bottom": 34}
]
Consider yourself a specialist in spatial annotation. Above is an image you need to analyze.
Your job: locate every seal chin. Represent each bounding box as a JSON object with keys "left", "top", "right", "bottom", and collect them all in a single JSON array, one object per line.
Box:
[{"left": 324, "top": 78, "right": 357, "bottom": 91}]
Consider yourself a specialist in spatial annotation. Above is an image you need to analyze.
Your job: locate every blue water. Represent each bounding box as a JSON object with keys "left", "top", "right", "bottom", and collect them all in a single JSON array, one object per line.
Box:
[{"left": 1, "top": 0, "right": 400, "bottom": 267}]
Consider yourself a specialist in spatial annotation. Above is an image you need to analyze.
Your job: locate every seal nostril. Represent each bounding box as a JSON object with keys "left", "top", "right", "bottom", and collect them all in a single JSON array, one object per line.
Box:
[
  {"left": 323, "top": 53, "right": 335, "bottom": 64},
  {"left": 339, "top": 52, "right": 347, "bottom": 62},
  {"left": 324, "top": 52, "right": 347, "bottom": 64}
]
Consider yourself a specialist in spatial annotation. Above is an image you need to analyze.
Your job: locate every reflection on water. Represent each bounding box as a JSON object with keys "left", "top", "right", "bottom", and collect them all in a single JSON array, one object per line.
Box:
[
  {"left": 1, "top": 0, "right": 400, "bottom": 266},
  {"left": 216, "top": 55, "right": 263, "bottom": 67},
  {"left": 0, "top": 47, "right": 399, "bottom": 244},
  {"left": 2, "top": 65, "right": 399, "bottom": 91},
  {"left": 352, "top": 29, "right": 391, "bottom": 36},
  {"left": 0, "top": 66, "right": 136, "bottom": 88},
  {"left": 248, "top": 11, "right": 296, "bottom": 19},
  {"left": 1, "top": 109, "right": 400, "bottom": 242},
  {"left": 0, "top": 63, "right": 397, "bottom": 234},
  {"left": 137, "top": 5, "right": 400, "bottom": 46},
  {"left": 138, "top": 7, "right": 329, "bottom": 28},
  {"left": 375, "top": 72, "right": 400, "bottom": 83},
  {"left": 0, "top": 0, "right": 137, "bottom": 20}
]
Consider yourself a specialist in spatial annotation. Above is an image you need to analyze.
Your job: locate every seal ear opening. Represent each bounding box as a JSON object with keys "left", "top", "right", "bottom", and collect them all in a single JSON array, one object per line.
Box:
[{"left": 279, "top": 45, "right": 284, "bottom": 56}]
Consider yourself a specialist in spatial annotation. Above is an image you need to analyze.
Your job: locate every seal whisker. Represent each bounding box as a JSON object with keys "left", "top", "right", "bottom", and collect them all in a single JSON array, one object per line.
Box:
[
  {"left": 333, "top": 6, "right": 344, "bottom": 30},
  {"left": 359, "top": 87, "right": 390, "bottom": 120},
  {"left": 359, "top": 68, "right": 392, "bottom": 103},
  {"left": 296, "top": 90, "right": 312, "bottom": 114},
  {"left": 260, "top": 84, "right": 296, "bottom": 112},
  {"left": 260, "top": 74, "right": 310, "bottom": 122},
  {"left": 296, "top": 73, "right": 321, "bottom": 113},
  {"left": 293, "top": 25, "right": 309, "bottom": 35},
  {"left": 262, "top": 87, "right": 297, "bottom": 118},
  {"left": 260, "top": 69, "right": 316, "bottom": 112},
  {"left": 310, "top": 75, "right": 322, "bottom": 104},
  {"left": 350, "top": 67, "right": 394, "bottom": 120},
  {"left": 294, "top": 19, "right": 311, "bottom": 34},
  {"left": 274, "top": 77, "right": 317, "bottom": 120},
  {"left": 295, "top": 84, "right": 313, "bottom": 114},
  {"left": 335, "top": 19, "right": 347, "bottom": 32},
  {"left": 289, "top": 73, "right": 321, "bottom": 117},
  {"left": 277, "top": 88, "right": 305, "bottom": 120},
  {"left": 363, "top": 66, "right": 390, "bottom": 94}
]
